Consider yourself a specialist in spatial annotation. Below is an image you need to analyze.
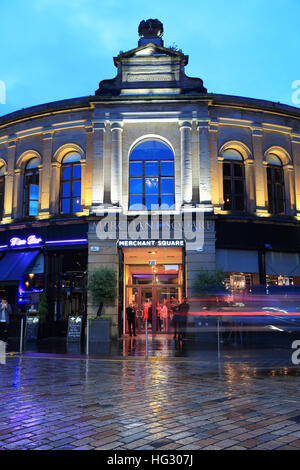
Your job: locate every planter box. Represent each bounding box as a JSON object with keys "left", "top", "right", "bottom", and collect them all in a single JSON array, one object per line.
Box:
[{"left": 89, "top": 318, "right": 111, "bottom": 343}]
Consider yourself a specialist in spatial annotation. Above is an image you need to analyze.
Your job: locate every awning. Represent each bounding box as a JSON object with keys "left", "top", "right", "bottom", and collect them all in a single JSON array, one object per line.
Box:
[
  {"left": 266, "top": 252, "right": 300, "bottom": 276},
  {"left": 216, "top": 249, "right": 259, "bottom": 273},
  {"left": 30, "top": 253, "right": 44, "bottom": 274},
  {"left": 0, "top": 250, "right": 40, "bottom": 284}
]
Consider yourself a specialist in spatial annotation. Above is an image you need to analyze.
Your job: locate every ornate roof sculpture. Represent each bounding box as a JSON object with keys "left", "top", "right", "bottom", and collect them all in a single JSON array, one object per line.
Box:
[
  {"left": 138, "top": 18, "right": 164, "bottom": 46},
  {"left": 95, "top": 19, "right": 207, "bottom": 96},
  {"left": 138, "top": 18, "right": 164, "bottom": 37}
]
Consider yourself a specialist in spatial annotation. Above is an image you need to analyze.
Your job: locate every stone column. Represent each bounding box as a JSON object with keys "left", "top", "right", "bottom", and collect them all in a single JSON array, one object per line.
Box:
[
  {"left": 80, "top": 159, "right": 87, "bottom": 211},
  {"left": 110, "top": 123, "right": 123, "bottom": 206},
  {"left": 191, "top": 127, "right": 200, "bottom": 203},
  {"left": 39, "top": 132, "right": 53, "bottom": 218},
  {"left": 217, "top": 156, "right": 224, "bottom": 208},
  {"left": 245, "top": 159, "right": 256, "bottom": 212},
  {"left": 83, "top": 127, "right": 93, "bottom": 210},
  {"left": 3, "top": 141, "right": 16, "bottom": 223},
  {"left": 252, "top": 128, "right": 267, "bottom": 214},
  {"left": 209, "top": 122, "right": 220, "bottom": 208},
  {"left": 49, "top": 162, "right": 61, "bottom": 214},
  {"left": 291, "top": 136, "right": 300, "bottom": 217},
  {"left": 91, "top": 123, "right": 105, "bottom": 207},
  {"left": 12, "top": 168, "right": 23, "bottom": 219},
  {"left": 283, "top": 164, "right": 296, "bottom": 215},
  {"left": 37, "top": 164, "right": 43, "bottom": 215},
  {"left": 180, "top": 121, "right": 193, "bottom": 205},
  {"left": 198, "top": 121, "right": 212, "bottom": 205}
]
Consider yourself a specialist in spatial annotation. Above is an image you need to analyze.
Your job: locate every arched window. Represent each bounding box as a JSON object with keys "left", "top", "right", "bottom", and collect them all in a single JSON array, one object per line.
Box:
[
  {"left": 23, "top": 158, "right": 40, "bottom": 216},
  {"left": 129, "top": 140, "right": 175, "bottom": 210},
  {"left": 60, "top": 152, "right": 82, "bottom": 214},
  {"left": 0, "top": 165, "right": 5, "bottom": 219},
  {"left": 267, "top": 154, "right": 285, "bottom": 214},
  {"left": 222, "top": 149, "right": 245, "bottom": 211}
]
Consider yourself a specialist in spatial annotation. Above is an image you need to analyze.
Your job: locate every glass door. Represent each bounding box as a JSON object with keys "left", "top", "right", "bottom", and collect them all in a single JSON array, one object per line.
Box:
[
  {"left": 125, "top": 285, "right": 182, "bottom": 335},
  {"left": 156, "top": 286, "right": 181, "bottom": 333}
]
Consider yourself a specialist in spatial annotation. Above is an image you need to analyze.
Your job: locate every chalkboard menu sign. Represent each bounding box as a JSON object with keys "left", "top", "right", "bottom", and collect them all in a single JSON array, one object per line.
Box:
[
  {"left": 67, "top": 316, "right": 82, "bottom": 342},
  {"left": 25, "top": 316, "right": 40, "bottom": 341}
]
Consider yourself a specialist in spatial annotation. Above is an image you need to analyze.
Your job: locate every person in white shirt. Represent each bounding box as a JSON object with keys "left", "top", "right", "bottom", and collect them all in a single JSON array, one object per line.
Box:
[{"left": 161, "top": 300, "right": 168, "bottom": 332}]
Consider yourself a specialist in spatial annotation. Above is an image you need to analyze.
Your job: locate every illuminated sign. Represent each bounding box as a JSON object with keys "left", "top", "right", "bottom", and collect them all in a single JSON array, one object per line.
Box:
[
  {"left": 118, "top": 239, "right": 185, "bottom": 247},
  {"left": 10, "top": 235, "right": 43, "bottom": 247},
  {"left": 90, "top": 246, "right": 100, "bottom": 252}
]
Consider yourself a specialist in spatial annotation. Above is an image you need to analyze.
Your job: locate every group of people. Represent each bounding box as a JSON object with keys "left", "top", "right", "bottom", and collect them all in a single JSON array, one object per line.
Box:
[{"left": 126, "top": 296, "right": 189, "bottom": 340}]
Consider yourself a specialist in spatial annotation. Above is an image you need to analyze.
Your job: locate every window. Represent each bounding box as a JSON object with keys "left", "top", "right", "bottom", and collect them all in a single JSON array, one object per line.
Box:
[
  {"left": 60, "top": 152, "right": 82, "bottom": 214},
  {"left": 222, "top": 149, "right": 245, "bottom": 211},
  {"left": 24, "top": 158, "right": 39, "bottom": 216},
  {"left": 267, "top": 154, "right": 285, "bottom": 214},
  {"left": 129, "top": 140, "right": 175, "bottom": 210},
  {"left": 0, "top": 165, "right": 5, "bottom": 220}
]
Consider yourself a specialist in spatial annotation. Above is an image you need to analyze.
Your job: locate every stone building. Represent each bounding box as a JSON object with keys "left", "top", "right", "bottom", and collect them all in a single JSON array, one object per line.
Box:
[{"left": 0, "top": 19, "right": 299, "bottom": 338}]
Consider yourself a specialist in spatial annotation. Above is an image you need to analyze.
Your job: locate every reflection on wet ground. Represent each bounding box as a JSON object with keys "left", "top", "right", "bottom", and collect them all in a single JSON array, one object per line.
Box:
[
  {"left": 1, "top": 348, "right": 300, "bottom": 450},
  {"left": 7, "top": 332, "right": 298, "bottom": 367}
]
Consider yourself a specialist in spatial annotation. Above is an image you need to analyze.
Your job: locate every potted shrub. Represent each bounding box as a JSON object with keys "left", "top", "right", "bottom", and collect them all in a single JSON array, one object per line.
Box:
[
  {"left": 87, "top": 267, "right": 117, "bottom": 342},
  {"left": 193, "top": 269, "right": 226, "bottom": 308},
  {"left": 193, "top": 269, "right": 227, "bottom": 343},
  {"left": 37, "top": 293, "right": 48, "bottom": 339}
]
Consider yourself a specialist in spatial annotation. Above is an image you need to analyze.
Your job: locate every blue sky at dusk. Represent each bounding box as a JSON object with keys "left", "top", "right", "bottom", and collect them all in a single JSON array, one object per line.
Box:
[{"left": 0, "top": 0, "right": 299, "bottom": 117}]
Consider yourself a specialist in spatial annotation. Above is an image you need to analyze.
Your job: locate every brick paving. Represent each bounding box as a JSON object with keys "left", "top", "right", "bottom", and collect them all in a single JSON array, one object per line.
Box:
[{"left": 0, "top": 349, "right": 300, "bottom": 450}]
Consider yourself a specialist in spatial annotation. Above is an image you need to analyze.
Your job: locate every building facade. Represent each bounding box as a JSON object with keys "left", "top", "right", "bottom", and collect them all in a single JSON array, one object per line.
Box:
[{"left": 0, "top": 19, "right": 299, "bottom": 338}]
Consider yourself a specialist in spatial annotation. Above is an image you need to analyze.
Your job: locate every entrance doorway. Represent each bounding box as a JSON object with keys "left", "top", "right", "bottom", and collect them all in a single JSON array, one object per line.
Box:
[{"left": 122, "top": 245, "right": 185, "bottom": 335}]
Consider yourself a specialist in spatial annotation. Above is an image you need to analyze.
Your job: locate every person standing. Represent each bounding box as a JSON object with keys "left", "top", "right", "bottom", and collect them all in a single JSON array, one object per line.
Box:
[
  {"left": 0, "top": 298, "right": 12, "bottom": 343},
  {"left": 126, "top": 302, "right": 136, "bottom": 337},
  {"left": 137, "top": 305, "right": 143, "bottom": 333},
  {"left": 143, "top": 300, "right": 149, "bottom": 330},
  {"left": 161, "top": 300, "right": 168, "bottom": 332},
  {"left": 178, "top": 297, "right": 189, "bottom": 341},
  {"left": 156, "top": 302, "right": 162, "bottom": 331},
  {"left": 148, "top": 301, "right": 152, "bottom": 329},
  {"left": 172, "top": 300, "right": 180, "bottom": 340}
]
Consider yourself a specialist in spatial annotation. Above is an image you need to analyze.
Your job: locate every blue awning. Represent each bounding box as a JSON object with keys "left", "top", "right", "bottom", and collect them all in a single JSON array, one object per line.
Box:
[{"left": 0, "top": 250, "right": 40, "bottom": 284}]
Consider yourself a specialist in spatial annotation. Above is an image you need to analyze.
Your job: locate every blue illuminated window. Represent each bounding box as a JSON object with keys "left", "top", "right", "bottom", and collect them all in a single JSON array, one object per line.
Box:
[
  {"left": 24, "top": 158, "right": 39, "bottom": 217},
  {"left": 129, "top": 140, "right": 175, "bottom": 210},
  {"left": 0, "top": 165, "right": 4, "bottom": 220},
  {"left": 60, "top": 153, "right": 82, "bottom": 214}
]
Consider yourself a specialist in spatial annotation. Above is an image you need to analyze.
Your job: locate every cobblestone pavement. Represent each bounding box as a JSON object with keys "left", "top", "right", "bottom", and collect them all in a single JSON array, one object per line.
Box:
[{"left": 1, "top": 346, "right": 300, "bottom": 450}]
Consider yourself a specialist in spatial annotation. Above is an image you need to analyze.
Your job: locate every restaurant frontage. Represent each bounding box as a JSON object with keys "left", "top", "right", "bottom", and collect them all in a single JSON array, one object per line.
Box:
[
  {"left": 88, "top": 217, "right": 216, "bottom": 339},
  {"left": 120, "top": 240, "right": 186, "bottom": 334},
  {"left": 0, "top": 222, "right": 88, "bottom": 326}
]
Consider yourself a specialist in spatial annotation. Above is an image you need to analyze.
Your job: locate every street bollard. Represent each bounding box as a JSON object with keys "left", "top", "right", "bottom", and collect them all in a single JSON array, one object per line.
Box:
[
  {"left": 19, "top": 317, "right": 24, "bottom": 354},
  {"left": 86, "top": 318, "right": 89, "bottom": 356},
  {"left": 0, "top": 340, "right": 5, "bottom": 364},
  {"left": 217, "top": 317, "right": 220, "bottom": 361},
  {"left": 145, "top": 319, "right": 148, "bottom": 360}
]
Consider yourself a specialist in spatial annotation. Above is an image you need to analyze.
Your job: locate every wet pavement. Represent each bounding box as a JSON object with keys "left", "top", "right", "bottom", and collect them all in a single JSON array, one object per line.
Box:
[
  {"left": 7, "top": 330, "right": 298, "bottom": 358},
  {"left": 1, "top": 335, "right": 300, "bottom": 450}
]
